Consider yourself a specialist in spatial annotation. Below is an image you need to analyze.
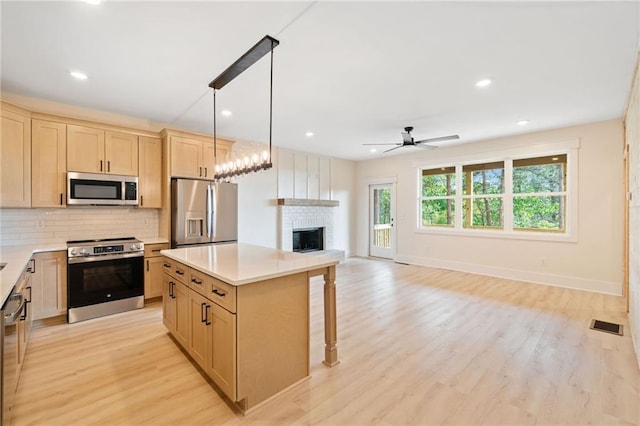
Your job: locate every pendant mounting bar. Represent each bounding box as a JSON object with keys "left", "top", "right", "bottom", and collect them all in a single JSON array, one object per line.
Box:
[{"left": 209, "top": 35, "right": 280, "bottom": 90}]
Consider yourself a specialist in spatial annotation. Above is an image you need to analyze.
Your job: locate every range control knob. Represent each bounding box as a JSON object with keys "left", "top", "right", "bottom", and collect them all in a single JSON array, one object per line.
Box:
[
  {"left": 70, "top": 249, "right": 77, "bottom": 256},
  {"left": 79, "top": 248, "right": 89, "bottom": 256},
  {"left": 130, "top": 244, "right": 142, "bottom": 251}
]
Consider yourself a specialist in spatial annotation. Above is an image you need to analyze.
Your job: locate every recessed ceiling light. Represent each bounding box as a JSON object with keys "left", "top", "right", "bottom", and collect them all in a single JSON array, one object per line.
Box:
[
  {"left": 221, "top": 109, "right": 232, "bottom": 117},
  {"left": 305, "top": 131, "right": 314, "bottom": 137},
  {"left": 69, "top": 71, "right": 88, "bottom": 80},
  {"left": 516, "top": 120, "right": 529, "bottom": 126},
  {"left": 551, "top": 157, "right": 559, "bottom": 161},
  {"left": 369, "top": 148, "right": 377, "bottom": 153},
  {"left": 475, "top": 78, "right": 492, "bottom": 88}
]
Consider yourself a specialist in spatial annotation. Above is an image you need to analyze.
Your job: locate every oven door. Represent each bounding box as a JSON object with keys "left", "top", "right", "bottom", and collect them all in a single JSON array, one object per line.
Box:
[{"left": 67, "top": 254, "right": 144, "bottom": 308}]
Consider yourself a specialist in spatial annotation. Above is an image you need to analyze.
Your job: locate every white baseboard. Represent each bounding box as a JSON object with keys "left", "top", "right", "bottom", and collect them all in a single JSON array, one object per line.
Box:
[{"left": 394, "top": 254, "right": 622, "bottom": 296}]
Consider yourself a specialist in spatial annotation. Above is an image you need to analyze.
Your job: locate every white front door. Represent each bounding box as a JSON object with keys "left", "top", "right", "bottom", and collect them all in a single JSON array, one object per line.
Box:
[{"left": 369, "top": 183, "right": 395, "bottom": 259}]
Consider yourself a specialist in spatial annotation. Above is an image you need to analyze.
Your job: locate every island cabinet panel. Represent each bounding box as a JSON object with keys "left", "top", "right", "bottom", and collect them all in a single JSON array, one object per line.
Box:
[
  {"left": 162, "top": 274, "right": 177, "bottom": 333},
  {"left": 236, "top": 272, "right": 309, "bottom": 410}
]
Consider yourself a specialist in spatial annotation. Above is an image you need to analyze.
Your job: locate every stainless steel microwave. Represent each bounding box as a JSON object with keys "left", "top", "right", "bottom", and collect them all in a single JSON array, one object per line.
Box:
[{"left": 67, "top": 172, "right": 138, "bottom": 206}]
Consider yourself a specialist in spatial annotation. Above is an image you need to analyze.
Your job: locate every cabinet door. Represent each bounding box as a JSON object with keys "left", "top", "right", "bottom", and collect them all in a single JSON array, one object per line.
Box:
[
  {"left": 0, "top": 108, "right": 31, "bottom": 207},
  {"left": 170, "top": 137, "right": 203, "bottom": 178},
  {"left": 207, "top": 303, "right": 237, "bottom": 400},
  {"left": 144, "top": 257, "right": 164, "bottom": 299},
  {"left": 67, "top": 125, "right": 105, "bottom": 173},
  {"left": 174, "top": 280, "right": 190, "bottom": 349},
  {"left": 189, "top": 291, "right": 209, "bottom": 370},
  {"left": 31, "top": 251, "right": 67, "bottom": 321},
  {"left": 105, "top": 131, "right": 138, "bottom": 175},
  {"left": 32, "top": 120, "right": 67, "bottom": 207},
  {"left": 138, "top": 137, "right": 162, "bottom": 208},
  {"left": 203, "top": 142, "right": 216, "bottom": 180},
  {"left": 17, "top": 273, "right": 32, "bottom": 379},
  {"left": 162, "top": 273, "right": 177, "bottom": 334}
]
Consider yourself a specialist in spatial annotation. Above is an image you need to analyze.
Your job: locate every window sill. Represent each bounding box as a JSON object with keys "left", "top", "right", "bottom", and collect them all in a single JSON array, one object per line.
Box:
[{"left": 415, "top": 226, "right": 577, "bottom": 243}]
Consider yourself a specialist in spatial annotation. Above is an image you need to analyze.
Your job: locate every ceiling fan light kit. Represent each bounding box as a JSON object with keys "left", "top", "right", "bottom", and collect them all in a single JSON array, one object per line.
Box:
[
  {"left": 209, "top": 35, "right": 279, "bottom": 181},
  {"left": 363, "top": 126, "right": 460, "bottom": 153}
]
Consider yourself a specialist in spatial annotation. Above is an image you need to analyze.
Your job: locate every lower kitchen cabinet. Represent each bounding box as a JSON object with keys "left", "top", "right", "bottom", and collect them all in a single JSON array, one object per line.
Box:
[
  {"left": 206, "top": 301, "right": 236, "bottom": 399},
  {"left": 162, "top": 273, "right": 189, "bottom": 348},
  {"left": 188, "top": 291, "right": 209, "bottom": 370},
  {"left": 31, "top": 251, "right": 67, "bottom": 320},
  {"left": 16, "top": 260, "right": 34, "bottom": 380},
  {"left": 145, "top": 243, "right": 169, "bottom": 299}
]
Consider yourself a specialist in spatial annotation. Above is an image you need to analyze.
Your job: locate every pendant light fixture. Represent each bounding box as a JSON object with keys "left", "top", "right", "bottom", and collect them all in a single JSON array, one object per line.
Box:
[{"left": 209, "top": 35, "right": 280, "bottom": 181}]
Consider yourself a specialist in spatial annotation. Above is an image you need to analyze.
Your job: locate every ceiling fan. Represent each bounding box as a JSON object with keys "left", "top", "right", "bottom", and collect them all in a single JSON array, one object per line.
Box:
[{"left": 364, "top": 126, "right": 460, "bottom": 153}]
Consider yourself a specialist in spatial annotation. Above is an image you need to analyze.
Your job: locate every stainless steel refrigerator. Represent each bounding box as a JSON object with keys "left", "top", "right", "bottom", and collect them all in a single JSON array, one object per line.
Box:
[{"left": 171, "top": 179, "right": 238, "bottom": 248}]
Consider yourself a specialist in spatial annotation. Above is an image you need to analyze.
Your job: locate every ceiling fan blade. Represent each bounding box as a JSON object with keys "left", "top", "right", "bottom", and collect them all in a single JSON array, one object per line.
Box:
[
  {"left": 383, "top": 145, "right": 404, "bottom": 153},
  {"left": 414, "top": 144, "right": 438, "bottom": 150},
  {"left": 415, "top": 134, "right": 460, "bottom": 144},
  {"left": 362, "top": 143, "right": 402, "bottom": 146}
]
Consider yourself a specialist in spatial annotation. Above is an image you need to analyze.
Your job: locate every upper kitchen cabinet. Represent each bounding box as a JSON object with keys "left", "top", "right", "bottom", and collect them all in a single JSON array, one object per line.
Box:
[
  {"left": 138, "top": 136, "right": 162, "bottom": 208},
  {"left": 165, "top": 131, "right": 233, "bottom": 179},
  {"left": 32, "top": 119, "right": 67, "bottom": 208},
  {"left": 0, "top": 102, "right": 31, "bottom": 208},
  {"left": 67, "top": 125, "right": 138, "bottom": 175}
]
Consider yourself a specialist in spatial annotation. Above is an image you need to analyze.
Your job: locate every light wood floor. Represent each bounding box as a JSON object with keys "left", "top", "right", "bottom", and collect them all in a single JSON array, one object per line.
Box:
[{"left": 12, "top": 258, "right": 640, "bottom": 425}]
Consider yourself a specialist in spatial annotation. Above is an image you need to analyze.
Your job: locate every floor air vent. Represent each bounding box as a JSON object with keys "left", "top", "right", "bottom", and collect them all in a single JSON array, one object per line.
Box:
[{"left": 590, "top": 319, "right": 623, "bottom": 336}]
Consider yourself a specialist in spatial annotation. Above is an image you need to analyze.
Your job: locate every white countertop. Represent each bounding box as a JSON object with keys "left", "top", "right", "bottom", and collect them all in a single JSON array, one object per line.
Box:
[
  {"left": 141, "top": 237, "right": 169, "bottom": 245},
  {"left": 161, "top": 243, "right": 338, "bottom": 286},
  {"left": 0, "top": 243, "right": 67, "bottom": 306}
]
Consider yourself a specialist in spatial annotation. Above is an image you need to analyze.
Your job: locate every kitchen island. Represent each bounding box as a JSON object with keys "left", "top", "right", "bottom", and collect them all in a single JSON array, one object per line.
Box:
[{"left": 160, "top": 243, "right": 339, "bottom": 413}]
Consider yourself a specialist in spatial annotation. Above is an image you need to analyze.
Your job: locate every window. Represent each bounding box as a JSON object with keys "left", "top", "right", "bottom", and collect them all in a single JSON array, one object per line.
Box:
[
  {"left": 420, "top": 167, "right": 455, "bottom": 227},
  {"left": 418, "top": 149, "right": 575, "bottom": 240},
  {"left": 513, "top": 154, "right": 566, "bottom": 232},
  {"left": 462, "top": 162, "right": 504, "bottom": 229}
]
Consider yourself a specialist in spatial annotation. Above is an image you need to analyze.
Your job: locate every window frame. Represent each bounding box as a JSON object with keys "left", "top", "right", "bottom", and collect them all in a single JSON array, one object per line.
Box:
[{"left": 416, "top": 139, "right": 579, "bottom": 242}]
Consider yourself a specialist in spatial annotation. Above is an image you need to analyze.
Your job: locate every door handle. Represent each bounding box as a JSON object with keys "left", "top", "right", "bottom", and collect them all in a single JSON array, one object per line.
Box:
[
  {"left": 146, "top": 260, "right": 149, "bottom": 272},
  {"left": 140, "top": 195, "right": 144, "bottom": 207},
  {"left": 201, "top": 302, "right": 207, "bottom": 323},
  {"left": 212, "top": 288, "right": 226, "bottom": 298},
  {"left": 100, "top": 160, "right": 103, "bottom": 171},
  {"left": 199, "top": 167, "right": 203, "bottom": 177},
  {"left": 205, "top": 305, "right": 211, "bottom": 325},
  {"left": 107, "top": 161, "right": 111, "bottom": 172},
  {"left": 60, "top": 193, "right": 63, "bottom": 205}
]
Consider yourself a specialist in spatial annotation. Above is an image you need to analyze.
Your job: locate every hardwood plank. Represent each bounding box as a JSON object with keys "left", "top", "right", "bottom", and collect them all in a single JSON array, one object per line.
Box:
[{"left": 12, "top": 258, "right": 640, "bottom": 425}]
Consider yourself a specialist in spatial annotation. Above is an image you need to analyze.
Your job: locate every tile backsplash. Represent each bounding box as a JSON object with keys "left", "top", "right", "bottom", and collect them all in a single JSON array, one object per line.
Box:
[{"left": 0, "top": 208, "right": 159, "bottom": 246}]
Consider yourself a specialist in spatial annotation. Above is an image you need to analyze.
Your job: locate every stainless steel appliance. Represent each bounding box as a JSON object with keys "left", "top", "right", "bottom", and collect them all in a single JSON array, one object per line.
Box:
[
  {"left": 67, "top": 172, "right": 138, "bottom": 206},
  {"left": 67, "top": 237, "right": 144, "bottom": 323},
  {"left": 171, "top": 179, "right": 238, "bottom": 248},
  {"left": 1, "top": 287, "right": 25, "bottom": 425}
]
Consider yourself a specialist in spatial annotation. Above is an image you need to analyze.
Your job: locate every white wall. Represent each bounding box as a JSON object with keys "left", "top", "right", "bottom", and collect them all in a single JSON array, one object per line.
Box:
[
  {"left": 236, "top": 147, "right": 357, "bottom": 255},
  {"left": 356, "top": 120, "right": 624, "bottom": 295},
  {"left": 624, "top": 56, "right": 640, "bottom": 366}
]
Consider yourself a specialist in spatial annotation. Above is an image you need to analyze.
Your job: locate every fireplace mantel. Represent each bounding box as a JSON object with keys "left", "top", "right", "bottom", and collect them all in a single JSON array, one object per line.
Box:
[{"left": 277, "top": 198, "right": 339, "bottom": 207}]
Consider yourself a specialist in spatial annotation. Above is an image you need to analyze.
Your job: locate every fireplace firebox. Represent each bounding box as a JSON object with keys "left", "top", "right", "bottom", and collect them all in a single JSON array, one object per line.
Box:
[{"left": 292, "top": 227, "right": 324, "bottom": 253}]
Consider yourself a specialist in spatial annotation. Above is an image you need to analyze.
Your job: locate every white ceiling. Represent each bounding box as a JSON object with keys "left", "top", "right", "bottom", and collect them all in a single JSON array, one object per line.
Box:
[{"left": 2, "top": 1, "right": 639, "bottom": 161}]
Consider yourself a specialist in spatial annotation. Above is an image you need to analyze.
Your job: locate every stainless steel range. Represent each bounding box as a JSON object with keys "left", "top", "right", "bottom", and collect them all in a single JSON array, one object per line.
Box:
[{"left": 67, "top": 237, "right": 144, "bottom": 323}]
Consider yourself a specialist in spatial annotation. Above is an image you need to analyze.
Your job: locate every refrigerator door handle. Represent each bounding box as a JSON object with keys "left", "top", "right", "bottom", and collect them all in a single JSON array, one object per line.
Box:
[
  {"left": 211, "top": 184, "right": 217, "bottom": 240},
  {"left": 206, "top": 185, "right": 212, "bottom": 239}
]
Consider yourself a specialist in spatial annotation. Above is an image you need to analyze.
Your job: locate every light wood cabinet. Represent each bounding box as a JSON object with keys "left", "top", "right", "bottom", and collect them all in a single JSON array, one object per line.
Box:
[
  {"left": 17, "top": 262, "right": 33, "bottom": 379},
  {"left": 0, "top": 103, "right": 31, "bottom": 207},
  {"left": 138, "top": 137, "right": 162, "bottom": 208},
  {"left": 188, "top": 290, "right": 209, "bottom": 370},
  {"left": 162, "top": 272, "right": 189, "bottom": 349},
  {"left": 206, "top": 301, "right": 237, "bottom": 399},
  {"left": 31, "top": 120, "right": 67, "bottom": 207},
  {"left": 67, "top": 125, "right": 138, "bottom": 175},
  {"left": 31, "top": 251, "right": 67, "bottom": 320},
  {"left": 144, "top": 242, "right": 169, "bottom": 299},
  {"left": 169, "top": 135, "right": 233, "bottom": 179},
  {"left": 105, "top": 131, "right": 138, "bottom": 175}
]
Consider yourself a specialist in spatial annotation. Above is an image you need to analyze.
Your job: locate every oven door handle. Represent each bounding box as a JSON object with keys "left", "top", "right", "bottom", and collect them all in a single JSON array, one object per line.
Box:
[{"left": 68, "top": 252, "right": 144, "bottom": 264}]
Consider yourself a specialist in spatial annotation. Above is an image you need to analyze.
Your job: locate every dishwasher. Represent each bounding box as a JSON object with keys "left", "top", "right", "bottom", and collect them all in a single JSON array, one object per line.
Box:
[{"left": 1, "top": 282, "right": 27, "bottom": 425}]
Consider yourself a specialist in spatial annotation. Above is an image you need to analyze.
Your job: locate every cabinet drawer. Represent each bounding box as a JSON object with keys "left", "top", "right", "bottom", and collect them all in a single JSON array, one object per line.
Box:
[
  {"left": 188, "top": 268, "right": 208, "bottom": 297},
  {"left": 145, "top": 243, "right": 169, "bottom": 258},
  {"left": 161, "top": 258, "right": 188, "bottom": 284},
  {"left": 208, "top": 277, "right": 236, "bottom": 313}
]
